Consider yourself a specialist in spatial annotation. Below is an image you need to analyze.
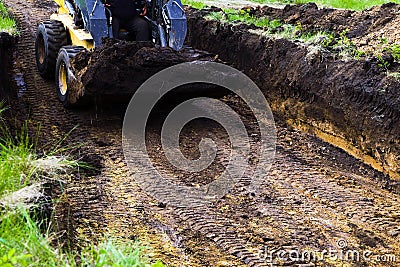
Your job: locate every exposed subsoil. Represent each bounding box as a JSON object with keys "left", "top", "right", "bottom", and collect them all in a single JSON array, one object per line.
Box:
[
  {"left": 2, "top": 0, "right": 400, "bottom": 267},
  {"left": 187, "top": 4, "right": 400, "bottom": 181}
]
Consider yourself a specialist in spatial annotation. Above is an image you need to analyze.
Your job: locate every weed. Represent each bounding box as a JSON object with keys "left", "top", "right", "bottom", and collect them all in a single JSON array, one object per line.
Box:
[
  {"left": 0, "top": 1, "right": 17, "bottom": 35},
  {"left": 206, "top": 8, "right": 282, "bottom": 30},
  {"left": 205, "top": 12, "right": 225, "bottom": 22},
  {"left": 79, "top": 238, "right": 164, "bottom": 267},
  {"left": 181, "top": 0, "right": 207, "bottom": 9},
  {"left": 301, "top": 31, "right": 334, "bottom": 46},
  {"left": 384, "top": 43, "right": 400, "bottom": 62},
  {"left": 0, "top": 104, "right": 162, "bottom": 266},
  {"left": 327, "top": 29, "right": 365, "bottom": 60},
  {"left": 377, "top": 54, "right": 391, "bottom": 70},
  {"left": 248, "top": 0, "right": 400, "bottom": 10},
  {"left": 388, "top": 71, "right": 400, "bottom": 80}
]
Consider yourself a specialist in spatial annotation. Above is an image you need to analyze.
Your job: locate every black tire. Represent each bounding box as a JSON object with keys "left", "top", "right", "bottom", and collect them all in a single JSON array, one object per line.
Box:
[
  {"left": 35, "top": 20, "right": 68, "bottom": 79},
  {"left": 55, "top": 46, "right": 86, "bottom": 107}
]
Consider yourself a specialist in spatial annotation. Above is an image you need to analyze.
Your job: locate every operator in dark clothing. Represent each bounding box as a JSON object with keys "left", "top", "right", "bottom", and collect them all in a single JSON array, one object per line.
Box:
[{"left": 104, "top": 0, "right": 150, "bottom": 41}]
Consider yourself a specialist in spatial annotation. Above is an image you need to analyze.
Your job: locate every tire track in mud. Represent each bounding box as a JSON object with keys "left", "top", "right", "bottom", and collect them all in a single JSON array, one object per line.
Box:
[
  {"left": 5, "top": 0, "right": 110, "bottom": 246},
  {"left": 5, "top": 1, "right": 258, "bottom": 265},
  {"left": 6, "top": 0, "right": 400, "bottom": 266},
  {"left": 96, "top": 97, "right": 400, "bottom": 267}
]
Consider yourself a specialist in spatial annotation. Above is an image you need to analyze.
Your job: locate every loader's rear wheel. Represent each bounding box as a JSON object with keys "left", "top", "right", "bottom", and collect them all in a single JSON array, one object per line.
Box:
[
  {"left": 35, "top": 20, "right": 68, "bottom": 79},
  {"left": 55, "top": 46, "right": 86, "bottom": 107}
]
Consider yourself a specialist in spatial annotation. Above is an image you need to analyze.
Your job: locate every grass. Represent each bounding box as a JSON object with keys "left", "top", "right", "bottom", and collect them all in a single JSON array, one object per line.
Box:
[
  {"left": 385, "top": 43, "right": 400, "bottom": 62},
  {"left": 0, "top": 103, "right": 164, "bottom": 266},
  {"left": 0, "top": 209, "right": 163, "bottom": 267},
  {"left": 78, "top": 238, "right": 164, "bottom": 267},
  {"left": 206, "top": 8, "right": 282, "bottom": 30},
  {"left": 0, "top": 0, "right": 17, "bottom": 34},
  {"left": 250, "top": 0, "right": 400, "bottom": 10},
  {"left": 182, "top": 0, "right": 400, "bottom": 10},
  {"left": 181, "top": 0, "right": 208, "bottom": 9},
  {"left": 0, "top": 117, "right": 80, "bottom": 198},
  {"left": 206, "top": 7, "right": 367, "bottom": 60}
]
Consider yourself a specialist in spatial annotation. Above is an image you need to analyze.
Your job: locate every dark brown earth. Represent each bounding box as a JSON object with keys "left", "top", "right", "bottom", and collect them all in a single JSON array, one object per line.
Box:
[
  {"left": 70, "top": 38, "right": 217, "bottom": 101},
  {"left": 2, "top": 0, "right": 400, "bottom": 266},
  {"left": 254, "top": 2, "right": 400, "bottom": 53},
  {"left": 187, "top": 5, "right": 400, "bottom": 181},
  {"left": 0, "top": 32, "right": 17, "bottom": 100}
]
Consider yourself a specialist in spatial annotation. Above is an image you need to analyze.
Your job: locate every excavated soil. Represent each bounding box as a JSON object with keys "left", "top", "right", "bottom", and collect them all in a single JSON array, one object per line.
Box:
[
  {"left": 186, "top": 4, "right": 400, "bottom": 181},
  {"left": 3, "top": 0, "right": 400, "bottom": 266},
  {"left": 255, "top": 2, "right": 400, "bottom": 53},
  {"left": 70, "top": 38, "right": 218, "bottom": 101}
]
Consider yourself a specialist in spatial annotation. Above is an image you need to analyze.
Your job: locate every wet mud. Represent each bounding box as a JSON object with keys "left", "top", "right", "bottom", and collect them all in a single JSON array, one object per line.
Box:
[
  {"left": 4, "top": 0, "right": 400, "bottom": 266},
  {"left": 70, "top": 38, "right": 217, "bottom": 98}
]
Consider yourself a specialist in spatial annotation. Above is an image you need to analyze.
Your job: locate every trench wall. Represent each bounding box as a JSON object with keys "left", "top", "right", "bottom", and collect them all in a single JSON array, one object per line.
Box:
[{"left": 186, "top": 15, "right": 400, "bottom": 180}]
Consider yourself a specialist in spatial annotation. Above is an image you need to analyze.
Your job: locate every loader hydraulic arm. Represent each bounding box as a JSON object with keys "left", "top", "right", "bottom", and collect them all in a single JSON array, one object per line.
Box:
[{"left": 144, "top": 0, "right": 187, "bottom": 51}]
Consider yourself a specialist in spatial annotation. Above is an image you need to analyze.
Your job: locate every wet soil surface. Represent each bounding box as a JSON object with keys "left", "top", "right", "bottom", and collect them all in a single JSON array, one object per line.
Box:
[
  {"left": 188, "top": 4, "right": 400, "bottom": 181},
  {"left": 71, "top": 38, "right": 217, "bottom": 98},
  {"left": 3, "top": 0, "right": 400, "bottom": 266}
]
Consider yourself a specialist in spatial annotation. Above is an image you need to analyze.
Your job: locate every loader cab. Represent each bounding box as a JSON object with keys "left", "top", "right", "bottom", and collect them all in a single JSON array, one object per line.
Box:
[
  {"left": 35, "top": 0, "right": 186, "bottom": 107},
  {"left": 52, "top": 0, "right": 110, "bottom": 48}
]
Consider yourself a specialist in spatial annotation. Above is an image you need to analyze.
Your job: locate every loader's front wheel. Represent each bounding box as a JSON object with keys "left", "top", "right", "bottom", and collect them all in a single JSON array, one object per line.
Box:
[
  {"left": 55, "top": 46, "right": 86, "bottom": 107},
  {"left": 35, "top": 20, "right": 68, "bottom": 79}
]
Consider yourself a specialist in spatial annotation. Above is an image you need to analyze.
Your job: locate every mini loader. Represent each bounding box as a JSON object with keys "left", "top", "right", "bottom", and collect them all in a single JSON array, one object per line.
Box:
[{"left": 35, "top": 0, "right": 188, "bottom": 106}]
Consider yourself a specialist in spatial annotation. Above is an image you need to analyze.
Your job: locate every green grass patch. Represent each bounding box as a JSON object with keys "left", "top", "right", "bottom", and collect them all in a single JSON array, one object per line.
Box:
[
  {"left": 78, "top": 238, "right": 164, "bottom": 267},
  {"left": 0, "top": 105, "right": 164, "bottom": 267},
  {"left": 206, "top": 8, "right": 282, "bottom": 29},
  {"left": 0, "top": 209, "right": 163, "bottom": 267},
  {"left": 385, "top": 43, "right": 400, "bottom": 61},
  {"left": 0, "top": 117, "right": 80, "bottom": 198},
  {"left": 249, "top": 0, "right": 400, "bottom": 10},
  {"left": 0, "top": 0, "right": 17, "bottom": 34},
  {"left": 0, "top": 209, "right": 64, "bottom": 266},
  {"left": 181, "top": 0, "right": 208, "bottom": 9}
]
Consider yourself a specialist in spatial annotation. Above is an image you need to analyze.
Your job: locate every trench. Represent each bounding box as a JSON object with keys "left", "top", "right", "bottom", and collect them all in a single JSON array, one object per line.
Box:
[{"left": 185, "top": 9, "right": 400, "bottom": 183}]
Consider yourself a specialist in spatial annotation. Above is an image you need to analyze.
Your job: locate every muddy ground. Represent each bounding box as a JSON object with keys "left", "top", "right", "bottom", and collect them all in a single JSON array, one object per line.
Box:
[
  {"left": 2, "top": 0, "right": 400, "bottom": 266},
  {"left": 0, "top": 32, "right": 17, "bottom": 101},
  {"left": 187, "top": 4, "right": 400, "bottom": 181},
  {"left": 255, "top": 2, "right": 400, "bottom": 53}
]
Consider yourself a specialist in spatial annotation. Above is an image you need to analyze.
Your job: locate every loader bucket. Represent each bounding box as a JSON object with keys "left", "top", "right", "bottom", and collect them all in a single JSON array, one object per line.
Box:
[{"left": 165, "top": 0, "right": 187, "bottom": 51}]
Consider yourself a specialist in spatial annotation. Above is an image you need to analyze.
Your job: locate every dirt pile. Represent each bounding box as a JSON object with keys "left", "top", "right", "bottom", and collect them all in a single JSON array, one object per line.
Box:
[
  {"left": 186, "top": 7, "right": 400, "bottom": 180},
  {"left": 70, "top": 38, "right": 217, "bottom": 100},
  {"left": 254, "top": 3, "right": 400, "bottom": 53}
]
